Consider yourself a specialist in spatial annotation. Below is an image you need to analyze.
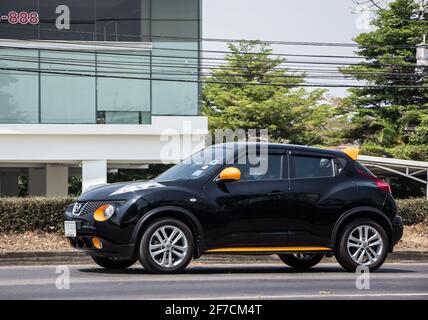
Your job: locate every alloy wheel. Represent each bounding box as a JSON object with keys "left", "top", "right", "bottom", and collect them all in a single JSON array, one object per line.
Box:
[
  {"left": 149, "top": 225, "right": 189, "bottom": 268},
  {"left": 347, "top": 225, "right": 384, "bottom": 266}
]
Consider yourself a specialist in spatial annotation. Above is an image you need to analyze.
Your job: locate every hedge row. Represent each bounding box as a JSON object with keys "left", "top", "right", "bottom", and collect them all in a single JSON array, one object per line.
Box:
[
  {"left": 396, "top": 198, "right": 428, "bottom": 225},
  {"left": 0, "top": 197, "right": 426, "bottom": 233},
  {"left": 0, "top": 197, "right": 76, "bottom": 233}
]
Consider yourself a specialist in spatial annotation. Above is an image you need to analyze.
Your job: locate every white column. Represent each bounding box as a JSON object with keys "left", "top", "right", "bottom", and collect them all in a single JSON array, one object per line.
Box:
[
  {"left": 82, "top": 160, "right": 107, "bottom": 192},
  {"left": 0, "top": 172, "right": 20, "bottom": 196},
  {"left": 28, "top": 168, "right": 46, "bottom": 196},
  {"left": 46, "top": 165, "right": 68, "bottom": 197}
]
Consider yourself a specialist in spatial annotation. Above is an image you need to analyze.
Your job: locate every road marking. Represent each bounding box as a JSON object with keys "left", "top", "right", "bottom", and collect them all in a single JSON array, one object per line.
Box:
[
  {"left": 0, "top": 272, "right": 427, "bottom": 287},
  {"left": 172, "top": 292, "right": 428, "bottom": 300}
]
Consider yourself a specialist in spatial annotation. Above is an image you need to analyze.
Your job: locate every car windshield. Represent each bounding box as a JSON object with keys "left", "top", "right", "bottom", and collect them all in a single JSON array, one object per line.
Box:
[{"left": 155, "top": 146, "right": 233, "bottom": 182}]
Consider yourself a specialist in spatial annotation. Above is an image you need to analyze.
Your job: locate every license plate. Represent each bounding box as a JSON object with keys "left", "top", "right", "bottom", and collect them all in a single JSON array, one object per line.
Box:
[{"left": 64, "top": 221, "right": 77, "bottom": 237}]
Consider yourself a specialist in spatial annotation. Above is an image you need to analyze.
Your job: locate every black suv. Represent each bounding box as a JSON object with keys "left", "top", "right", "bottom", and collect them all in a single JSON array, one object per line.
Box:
[{"left": 64, "top": 143, "right": 403, "bottom": 273}]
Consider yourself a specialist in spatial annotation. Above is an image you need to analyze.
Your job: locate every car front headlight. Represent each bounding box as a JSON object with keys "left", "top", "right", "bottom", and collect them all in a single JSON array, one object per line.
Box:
[
  {"left": 94, "top": 204, "right": 115, "bottom": 222},
  {"left": 110, "top": 181, "right": 165, "bottom": 196}
]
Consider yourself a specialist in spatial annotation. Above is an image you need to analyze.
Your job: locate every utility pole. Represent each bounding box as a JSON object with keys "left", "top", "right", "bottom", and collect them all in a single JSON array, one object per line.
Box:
[
  {"left": 416, "top": 35, "right": 428, "bottom": 73},
  {"left": 416, "top": 0, "right": 427, "bottom": 76}
]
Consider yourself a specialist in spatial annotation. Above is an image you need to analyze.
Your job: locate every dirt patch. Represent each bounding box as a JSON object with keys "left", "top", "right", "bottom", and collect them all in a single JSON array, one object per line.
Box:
[
  {"left": 395, "top": 224, "right": 428, "bottom": 252},
  {"left": 0, "top": 224, "right": 427, "bottom": 253},
  {"left": 0, "top": 231, "right": 72, "bottom": 252}
]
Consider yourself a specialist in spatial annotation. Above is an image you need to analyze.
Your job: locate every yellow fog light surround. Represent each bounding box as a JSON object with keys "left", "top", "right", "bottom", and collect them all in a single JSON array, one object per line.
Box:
[
  {"left": 93, "top": 204, "right": 115, "bottom": 222},
  {"left": 92, "top": 237, "right": 103, "bottom": 249}
]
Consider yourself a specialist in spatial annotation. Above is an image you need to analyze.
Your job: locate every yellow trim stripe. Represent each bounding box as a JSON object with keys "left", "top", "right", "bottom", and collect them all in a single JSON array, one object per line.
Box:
[{"left": 205, "top": 246, "right": 332, "bottom": 253}]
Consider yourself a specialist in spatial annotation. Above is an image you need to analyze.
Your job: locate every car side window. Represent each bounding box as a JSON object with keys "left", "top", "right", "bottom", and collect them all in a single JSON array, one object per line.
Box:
[
  {"left": 234, "top": 154, "right": 282, "bottom": 181},
  {"left": 333, "top": 157, "right": 347, "bottom": 176},
  {"left": 290, "top": 155, "right": 334, "bottom": 179}
]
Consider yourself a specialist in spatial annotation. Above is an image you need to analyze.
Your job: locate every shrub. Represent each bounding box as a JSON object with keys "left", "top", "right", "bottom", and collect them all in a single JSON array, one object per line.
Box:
[
  {"left": 0, "top": 197, "right": 76, "bottom": 233},
  {"left": 396, "top": 198, "right": 428, "bottom": 225},
  {"left": 360, "top": 143, "right": 393, "bottom": 158}
]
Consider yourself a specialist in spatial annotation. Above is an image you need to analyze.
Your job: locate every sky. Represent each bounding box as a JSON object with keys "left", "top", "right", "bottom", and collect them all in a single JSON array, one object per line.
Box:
[{"left": 202, "top": 0, "right": 370, "bottom": 97}]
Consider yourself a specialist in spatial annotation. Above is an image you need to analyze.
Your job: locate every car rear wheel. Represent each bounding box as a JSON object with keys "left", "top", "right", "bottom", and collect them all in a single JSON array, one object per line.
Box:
[
  {"left": 91, "top": 256, "right": 137, "bottom": 269},
  {"left": 335, "top": 219, "right": 389, "bottom": 272},
  {"left": 138, "top": 218, "right": 194, "bottom": 274},
  {"left": 278, "top": 253, "right": 324, "bottom": 269}
]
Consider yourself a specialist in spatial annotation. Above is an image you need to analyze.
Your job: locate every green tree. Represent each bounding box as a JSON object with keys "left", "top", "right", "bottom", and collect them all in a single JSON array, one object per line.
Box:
[
  {"left": 341, "top": 0, "right": 428, "bottom": 160},
  {"left": 203, "top": 41, "right": 343, "bottom": 145}
]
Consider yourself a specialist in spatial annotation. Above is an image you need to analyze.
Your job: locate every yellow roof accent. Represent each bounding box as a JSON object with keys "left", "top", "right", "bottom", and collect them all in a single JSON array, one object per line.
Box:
[
  {"left": 323, "top": 146, "right": 359, "bottom": 160},
  {"left": 341, "top": 147, "right": 359, "bottom": 160}
]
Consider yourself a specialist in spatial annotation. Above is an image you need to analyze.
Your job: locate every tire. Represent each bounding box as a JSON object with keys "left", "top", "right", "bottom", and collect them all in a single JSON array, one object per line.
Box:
[
  {"left": 335, "top": 218, "right": 389, "bottom": 272},
  {"left": 138, "top": 218, "right": 194, "bottom": 274},
  {"left": 91, "top": 256, "right": 137, "bottom": 269},
  {"left": 278, "top": 253, "right": 324, "bottom": 269}
]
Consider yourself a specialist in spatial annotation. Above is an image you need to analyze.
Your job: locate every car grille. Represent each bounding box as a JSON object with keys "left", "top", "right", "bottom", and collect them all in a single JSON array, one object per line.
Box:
[{"left": 72, "top": 200, "right": 126, "bottom": 216}]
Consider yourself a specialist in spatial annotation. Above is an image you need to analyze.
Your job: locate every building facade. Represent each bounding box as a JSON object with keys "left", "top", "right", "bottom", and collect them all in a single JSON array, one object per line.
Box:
[{"left": 0, "top": 0, "right": 207, "bottom": 196}]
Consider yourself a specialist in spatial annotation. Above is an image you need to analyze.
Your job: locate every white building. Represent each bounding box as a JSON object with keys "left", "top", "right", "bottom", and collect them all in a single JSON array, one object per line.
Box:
[{"left": 0, "top": 0, "right": 207, "bottom": 196}]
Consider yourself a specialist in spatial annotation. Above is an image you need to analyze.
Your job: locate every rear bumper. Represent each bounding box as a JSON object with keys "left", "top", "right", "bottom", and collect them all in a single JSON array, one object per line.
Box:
[
  {"left": 391, "top": 215, "right": 404, "bottom": 249},
  {"left": 67, "top": 236, "right": 136, "bottom": 259}
]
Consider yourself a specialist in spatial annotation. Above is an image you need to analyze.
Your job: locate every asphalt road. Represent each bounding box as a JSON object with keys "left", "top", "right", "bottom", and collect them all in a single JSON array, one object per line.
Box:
[{"left": 0, "top": 262, "right": 427, "bottom": 300}]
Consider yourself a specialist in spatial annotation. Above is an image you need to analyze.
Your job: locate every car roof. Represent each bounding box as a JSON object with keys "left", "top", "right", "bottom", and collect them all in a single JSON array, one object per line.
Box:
[{"left": 210, "top": 142, "right": 352, "bottom": 160}]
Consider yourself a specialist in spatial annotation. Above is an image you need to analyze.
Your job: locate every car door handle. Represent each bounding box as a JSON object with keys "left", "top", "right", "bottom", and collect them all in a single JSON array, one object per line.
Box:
[{"left": 268, "top": 191, "right": 282, "bottom": 199}]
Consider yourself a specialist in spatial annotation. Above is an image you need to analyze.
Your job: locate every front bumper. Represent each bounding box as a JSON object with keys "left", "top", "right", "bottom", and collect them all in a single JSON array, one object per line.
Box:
[
  {"left": 67, "top": 235, "right": 136, "bottom": 259},
  {"left": 391, "top": 215, "right": 404, "bottom": 248}
]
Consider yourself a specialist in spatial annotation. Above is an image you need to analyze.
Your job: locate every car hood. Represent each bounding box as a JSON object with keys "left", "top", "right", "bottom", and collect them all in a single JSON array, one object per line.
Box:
[{"left": 78, "top": 180, "right": 162, "bottom": 201}]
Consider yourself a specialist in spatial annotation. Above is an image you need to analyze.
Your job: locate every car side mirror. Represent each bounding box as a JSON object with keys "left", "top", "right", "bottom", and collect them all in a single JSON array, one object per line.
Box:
[{"left": 217, "top": 167, "right": 241, "bottom": 183}]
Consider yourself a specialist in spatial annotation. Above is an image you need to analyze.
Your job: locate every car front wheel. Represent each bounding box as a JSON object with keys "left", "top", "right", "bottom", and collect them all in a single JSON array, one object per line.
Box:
[
  {"left": 278, "top": 253, "right": 324, "bottom": 269},
  {"left": 138, "top": 218, "right": 194, "bottom": 273},
  {"left": 335, "top": 219, "right": 389, "bottom": 272}
]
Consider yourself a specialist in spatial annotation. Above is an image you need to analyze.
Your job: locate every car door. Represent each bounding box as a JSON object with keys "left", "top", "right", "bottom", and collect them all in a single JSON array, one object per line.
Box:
[
  {"left": 203, "top": 151, "right": 291, "bottom": 247},
  {"left": 287, "top": 150, "right": 353, "bottom": 247}
]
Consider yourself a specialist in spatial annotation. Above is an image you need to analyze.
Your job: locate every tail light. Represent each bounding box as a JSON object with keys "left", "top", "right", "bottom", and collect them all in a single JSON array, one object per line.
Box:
[{"left": 357, "top": 169, "right": 391, "bottom": 194}]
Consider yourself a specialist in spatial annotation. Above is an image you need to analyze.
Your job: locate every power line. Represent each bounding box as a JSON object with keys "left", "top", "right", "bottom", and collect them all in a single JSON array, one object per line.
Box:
[
  {"left": 0, "top": 23, "right": 421, "bottom": 49},
  {"left": 0, "top": 45, "right": 421, "bottom": 69},
  {"left": 1, "top": 66, "right": 426, "bottom": 89},
  {"left": 0, "top": 54, "right": 424, "bottom": 83}
]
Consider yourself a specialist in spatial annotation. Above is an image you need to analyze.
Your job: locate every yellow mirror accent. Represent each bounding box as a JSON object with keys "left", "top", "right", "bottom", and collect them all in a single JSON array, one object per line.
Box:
[{"left": 218, "top": 167, "right": 241, "bottom": 182}]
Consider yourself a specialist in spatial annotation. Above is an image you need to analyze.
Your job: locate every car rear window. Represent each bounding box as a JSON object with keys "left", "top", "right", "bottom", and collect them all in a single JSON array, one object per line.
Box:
[
  {"left": 355, "top": 161, "right": 376, "bottom": 178},
  {"left": 290, "top": 155, "right": 334, "bottom": 178}
]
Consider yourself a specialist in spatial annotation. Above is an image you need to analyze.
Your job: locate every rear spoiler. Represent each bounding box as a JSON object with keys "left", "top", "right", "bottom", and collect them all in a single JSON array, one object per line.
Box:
[{"left": 323, "top": 146, "right": 359, "bottom": 160}]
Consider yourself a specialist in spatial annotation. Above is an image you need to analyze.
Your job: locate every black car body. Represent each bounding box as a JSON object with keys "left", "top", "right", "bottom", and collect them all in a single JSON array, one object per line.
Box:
[{"left": 65, "top": 143, "right": 403, "bottom": 273}]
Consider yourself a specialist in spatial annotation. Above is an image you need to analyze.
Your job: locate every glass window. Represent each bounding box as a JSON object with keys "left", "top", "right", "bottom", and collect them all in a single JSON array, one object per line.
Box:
[
  {"left": 290, "top": 155, "right": 334, "bottom": 179},
  {"left": 234, "top": 154, "right": 282, "bottom": 181},
  {"left": 39, "top": 0, "right": 96, "bottom": 41},
  {"left": 97, "top": 52, "right": 150, "bottom": 116},
  {"left": 152, "top": 21, "right": 199, "bottom": 40},
  {"left": 105, "top": 111, "right": 139, "bottom": 124},
  {"left": 40, "top": 51, "right": 96, "bottom": 123},
  {"left": 156, "top": 146, "right": 225, "bottom": 182},
  {"left": 151, "top": 0, "right": 199, "bottom": 20},
  {"left": 333, "top": 158, "right": 347, "bottom": 176},
  {"left": 151, "top": 41, "right": 199, "bottom": 115},
  {"left": 96, "top": 0, "right": 150, "bottom": 41},
  {"left": 152, "top": 81, "right": 198, "bottom": 115},
  {"left": 0, "top": 49, "right": 39, "bottom": 123},
  {"left": 355, "top": 161, "right": 376, "bottom": 178}
]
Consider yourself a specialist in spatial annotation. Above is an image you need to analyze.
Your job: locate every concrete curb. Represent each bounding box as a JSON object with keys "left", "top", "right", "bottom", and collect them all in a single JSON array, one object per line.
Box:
[{"left": 0, "top": 250, "right": 427, "bottom": 266}]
